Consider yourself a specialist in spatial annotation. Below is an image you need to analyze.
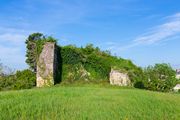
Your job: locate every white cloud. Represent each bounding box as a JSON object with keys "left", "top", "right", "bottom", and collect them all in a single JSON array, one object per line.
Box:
[
  {"left": 0, "top": 27, "right": 33, "bottom": 46},
  {"left": 0, "top": 44, "right": 27, "bottom": 70},
  {"left": 134, "top": 13, "right": 180, "bottom": 45},
  {"left": 0, "top": 33, "right": 26, "bottom": 45},
  {"left": 132, "top": 12, "right": 180, "bottom": 45},
  {"left": 107, "top": 12, "right": 180, "bottom": 52},
  {"left": 0, "top": 27, "right": 30, "bottom": 70}
]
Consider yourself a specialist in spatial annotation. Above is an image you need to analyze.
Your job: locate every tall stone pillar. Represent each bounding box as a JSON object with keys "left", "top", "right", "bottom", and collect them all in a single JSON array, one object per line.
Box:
[{"left": 36, "top": 42, "right": 56, "bottom": 87}]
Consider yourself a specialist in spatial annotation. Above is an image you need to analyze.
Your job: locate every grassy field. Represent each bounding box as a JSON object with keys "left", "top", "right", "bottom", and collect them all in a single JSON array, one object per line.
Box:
[{"left": 0, "top": 85, "right": 179, "bottom": 120}]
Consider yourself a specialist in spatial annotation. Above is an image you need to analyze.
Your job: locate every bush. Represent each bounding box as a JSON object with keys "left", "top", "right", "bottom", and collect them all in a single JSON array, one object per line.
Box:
[
  {"left": 61, "top": 45, "right": 84, "bottom": 65},
  {"left": 14, "top": 69, "right": 36, "bottom": 89},
  {"left": 0, "top": 69, "right": 36, "bottom": 91},
  {"left": 143, "top": 63, "right": 178, "bottom": 92}
]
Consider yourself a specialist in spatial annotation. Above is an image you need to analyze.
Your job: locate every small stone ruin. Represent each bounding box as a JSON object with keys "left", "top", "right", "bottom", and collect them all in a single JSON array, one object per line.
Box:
[
  {"left": 109, "top": 69, "right": 130, "bottom": 86},
  {"left": 176, "top": 69, "right": 180, "bottom": 79},
  {"left": 173, "top": 84, "right": 180, "bottom": 92},
  {"left": 36, "top": 42, "right": 57, "bottom": 87}
]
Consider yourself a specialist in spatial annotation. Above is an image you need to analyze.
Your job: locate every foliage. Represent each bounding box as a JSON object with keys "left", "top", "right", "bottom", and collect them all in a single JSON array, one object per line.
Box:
[
  {"left": 59, "top": 44, "right": 144, "bottom": 85},
  {"left": 143, "top": 63, "right": 177, "bottom": 92},
  {"left": 0, "top": 69, "right": 36, "bottom": 91},
  {"left": 25, "top": 33, "right": 57, "bottom": 72},
  {"left": 12, "top": 33, "right": 178, "bottom": 92},
  {"left": 25, "top": 33, "right": 44, "bottom": 72},
  {"left": 60, "top": 45, "right": 84, "bottom": 65},
  {"left": 58, "top": 44, "right": 178, "bottom": 92},
  {"left": 0, "top": 86, "right": 179, "bottom": 120},
  {"left": 24, "top": 33, "right": 146, "bottom": 88}
]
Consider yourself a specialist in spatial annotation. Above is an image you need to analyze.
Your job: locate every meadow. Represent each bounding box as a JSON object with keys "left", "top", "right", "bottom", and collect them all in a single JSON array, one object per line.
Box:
[{"left": 0, "top": 85, "right": 179, "bottom": 120}]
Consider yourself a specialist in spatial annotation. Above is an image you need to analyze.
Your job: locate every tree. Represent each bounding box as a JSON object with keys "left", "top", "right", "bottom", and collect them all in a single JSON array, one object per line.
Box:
[
  {"left": 25, "top": 33, "right": 44, "bottom": 72},
  {"left": 25, "top": 33, "right": 57, "bottom": 72},
  {"left": 144, "top": 63, "right": 177, "bottom": 92}
]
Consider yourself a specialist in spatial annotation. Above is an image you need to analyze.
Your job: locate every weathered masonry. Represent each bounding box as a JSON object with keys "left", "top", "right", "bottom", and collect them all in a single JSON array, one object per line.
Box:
[
  {"left": 173, "top": 84, "right": 180, "bottom": 92},
  {"left": 109, "top": 69, "right": 130, "bottom": 86},
  {"left": 176, "top": 69, "right": 180, "bottom": 79},
  {"left": 36, "top": 42, "right": 131, "bottom": 87},
  {"left": 36, "top": 42, "right": 57, "bottom": 87}
]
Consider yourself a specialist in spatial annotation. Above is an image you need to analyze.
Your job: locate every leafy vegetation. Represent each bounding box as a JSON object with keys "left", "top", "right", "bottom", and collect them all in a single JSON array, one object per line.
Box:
[
  {"left": 25, "top": 33, "right": 57, "bottom": 72},
  {"left": 0, "top": 33, "right": 179, "bottom": 92},
  {"left": 0, "top": 85, "right": 179, "bottom": 120},
  {"left": 59, "top": 44, "right": 178, "bottom": 92},
  {"left": 143, "top": 64, "right": 178, "bottom": 92},
  {"left": 0, "top": 69, "right": 35, "bottom": 91},
  {"left": 59, "top": 44, "right": 145, "bottom": 85}
]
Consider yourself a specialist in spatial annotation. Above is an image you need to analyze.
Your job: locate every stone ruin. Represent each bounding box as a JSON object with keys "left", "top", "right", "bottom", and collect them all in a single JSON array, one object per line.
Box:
[
  {"left": 36, "top": 42, "right": 57, "bottom": 87},
  {"left": 109, "top": 69, "right": 130, "bottom": 86},
  {"left": 176, "top": 69, "right": 180, "bottom": 79},
  {"left": 36, "top": 42, "right": 131, "bottom": 87},
  {"left": 173, "top": 84, "right": 180, "bottom": 92}
]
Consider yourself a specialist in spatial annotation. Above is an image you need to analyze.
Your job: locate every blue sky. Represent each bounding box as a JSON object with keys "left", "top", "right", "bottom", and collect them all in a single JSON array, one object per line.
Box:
[{"left": 0, "top": 0, "right": 180, "bottom": 70}]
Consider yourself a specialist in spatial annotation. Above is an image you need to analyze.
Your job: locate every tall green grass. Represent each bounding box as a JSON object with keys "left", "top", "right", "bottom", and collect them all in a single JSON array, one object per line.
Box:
[{"left": 0, "top": 85, "right": 179, "bottom": 120}]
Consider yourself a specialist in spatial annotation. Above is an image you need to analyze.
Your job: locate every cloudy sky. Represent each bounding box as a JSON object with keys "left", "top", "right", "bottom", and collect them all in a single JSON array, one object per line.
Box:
[{"left": 0, "top": 0, "right": 180, "bottom": 70}]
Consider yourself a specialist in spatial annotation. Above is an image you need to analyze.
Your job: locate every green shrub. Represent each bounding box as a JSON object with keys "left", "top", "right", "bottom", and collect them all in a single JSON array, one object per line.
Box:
[
  {"left": 14, "top": 69, "right": 36, "bottom": 89},
  {"left": 0, "top": 75, "right": 15, "bottom": 90},
  {"left": 0, "top": 69, "right": 35, "bottom": 91},
  {"left": 143, "top": 63, "right": 178, "bottom": 92},
  {"left": 61, "top": 45, "right": 84, "bottom": 65}
]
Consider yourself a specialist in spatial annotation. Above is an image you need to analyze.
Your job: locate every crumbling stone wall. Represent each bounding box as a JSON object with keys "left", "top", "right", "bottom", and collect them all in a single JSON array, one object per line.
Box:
[
  {"left": 176, "top": 69, "right": 180, "bottom": 79},
  {"left": 36, "top": 42, "right": 57, "bottom": 87},
  {"left": 173, "top": 84, "right": 180, "bottom": 92},
  {"left": 109, "top": 69, "right": 130, "bottom": 86}
]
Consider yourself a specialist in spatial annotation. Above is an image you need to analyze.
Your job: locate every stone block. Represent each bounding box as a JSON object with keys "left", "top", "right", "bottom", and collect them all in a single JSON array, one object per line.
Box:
[
  {"left": 173, "top": 84, "right": 180, "bottom": 92},
  {"left": 36, "top": 42, "right": 56, "bottom": 87},
  {"left": 109, "top": 69, "right": 130, "bottom": 86}
]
